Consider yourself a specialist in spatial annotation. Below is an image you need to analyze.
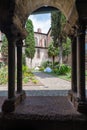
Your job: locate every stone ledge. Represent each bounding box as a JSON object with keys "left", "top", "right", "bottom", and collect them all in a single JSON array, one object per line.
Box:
[
  {"left": 2, "top": 90, "right": 26, "bottom": 113},
  {"left": 68, "top": 90, "right": 87, "bottom": 114}
]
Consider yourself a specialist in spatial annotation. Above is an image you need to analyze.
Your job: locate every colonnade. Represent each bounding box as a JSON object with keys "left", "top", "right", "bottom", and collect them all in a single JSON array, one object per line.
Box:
[
  {"left": 69, "top": 20, "right": 87, "bottom": 113},
  {"left": 2, "top": 38, "right": 26, "bottom": 112}
]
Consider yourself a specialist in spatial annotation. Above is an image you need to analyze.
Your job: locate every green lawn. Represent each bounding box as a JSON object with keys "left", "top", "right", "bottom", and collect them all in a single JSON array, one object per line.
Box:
[
  {"left": 45, "top": 71, "right": 71, "bottom": 82},
  {"left": 45, "top": 71, "right": 87, "bottom": 83}
]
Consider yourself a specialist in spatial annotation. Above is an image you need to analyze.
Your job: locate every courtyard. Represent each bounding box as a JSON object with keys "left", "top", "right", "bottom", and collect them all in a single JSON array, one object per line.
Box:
[{"left": 0, "top": 71, "right": 87, "bottom": 97}]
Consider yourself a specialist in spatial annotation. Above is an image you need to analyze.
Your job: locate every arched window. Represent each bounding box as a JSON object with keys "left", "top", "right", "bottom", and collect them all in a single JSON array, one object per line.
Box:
[
  {"left": 37, "top": 48, "right": 40, "bottom": 58},
  {"left": 44, "top": 39, "right": 47, "bottom": 47}
]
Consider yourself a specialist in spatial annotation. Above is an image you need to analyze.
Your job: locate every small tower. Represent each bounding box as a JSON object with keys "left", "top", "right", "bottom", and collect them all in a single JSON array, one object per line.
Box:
[{"left": 37, "top": 28, "right": 42, "bottom": 33}]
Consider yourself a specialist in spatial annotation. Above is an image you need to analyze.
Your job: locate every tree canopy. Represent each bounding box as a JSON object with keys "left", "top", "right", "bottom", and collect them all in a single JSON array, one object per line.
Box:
[
  {"left": 51, "top": 10, "right": 66, "bottom": 47},
  {"left": 51, "top": 10, "right": 67, "bottom": 64},
  {"left": 48, "top": 42, "right": 59, "bottom": 67},
  {"left": 51, "top": 10, "right": 61, "bottom": 47},
  {"left": 63, "top": 37, "right": 71, "bottom": 57},
  {"left": 25, "top": 19, "right": 35, "bottom": 60}
]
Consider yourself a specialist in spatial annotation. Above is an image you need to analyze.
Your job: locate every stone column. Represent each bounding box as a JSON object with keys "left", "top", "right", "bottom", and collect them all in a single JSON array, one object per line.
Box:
[
  {"left": 71, "top": 37, "right": 77, "bottom": 93},
  {"left": 8, "top": 39, "right": 15, "bottom": 99},
  {"left": 77, "top": 24, "right": 86, "bottom": 102},
  {"left": 16, "top": 40, "right": 23, "bottom": 93},
  {"left": 2, "top": 36, "right": 26, "bottom": 112},
  {"left": 2, "top": 38, "right": 26, "bottom": 113},
  {"left": 2, "top": 38, "right": 16, "bottom": 112}
]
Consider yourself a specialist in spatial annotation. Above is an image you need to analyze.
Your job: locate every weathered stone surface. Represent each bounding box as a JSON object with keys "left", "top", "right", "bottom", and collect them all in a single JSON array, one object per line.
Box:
[
  {"left": 14, "top": 0, "right": 78, "bottom": 33},
  {"left": 0, "top": 0, "right": 78, "bottom": 39},
  {"left": 0, "top": 0, "right": 86, "bottom": 40},
  {"left": 2, "top": 90, "right": 26, "bottom": 113}
]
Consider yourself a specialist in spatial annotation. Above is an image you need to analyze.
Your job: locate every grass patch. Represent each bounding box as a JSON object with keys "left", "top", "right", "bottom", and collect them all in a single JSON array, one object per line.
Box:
[
  {"left": 44, "top": 71, "right": 71, "bottom": 81},
  {"left": 57, "top": 75, "right": 71, "bottom": 81}
]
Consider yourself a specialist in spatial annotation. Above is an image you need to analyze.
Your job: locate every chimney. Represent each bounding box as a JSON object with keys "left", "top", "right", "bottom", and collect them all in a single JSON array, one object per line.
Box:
[{"left": 37, "top": 28, "right": 41, "bottom": 33}]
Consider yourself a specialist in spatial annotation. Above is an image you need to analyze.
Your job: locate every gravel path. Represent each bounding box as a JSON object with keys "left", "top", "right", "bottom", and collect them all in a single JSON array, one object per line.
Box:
[
  {"left": 25, "top": 72, "right": 71, "bottom": 96},
  {"left": 0, "top": 72, "right": 71, "bottom": 96},
  {"left": 33, "top": 72, "right": 71, "bottom": 90}
]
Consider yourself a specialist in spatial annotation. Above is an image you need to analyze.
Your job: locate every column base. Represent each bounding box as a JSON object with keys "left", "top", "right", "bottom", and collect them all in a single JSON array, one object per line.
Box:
[
  {"left": 77, "top": 102, "right": 87, "bottom": 113},
  {"left": 68, "top": 90, "right": 87, "bottom": 114},
  {"left": 2, "top": 90, "right": 26, "bottom": 113}
]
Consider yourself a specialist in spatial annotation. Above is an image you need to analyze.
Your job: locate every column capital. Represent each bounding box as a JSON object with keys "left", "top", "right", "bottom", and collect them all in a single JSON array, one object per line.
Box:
[
  {"left": 78, "top": 19, "right": 86, "bottom": 31},
  {"left": 16, "top": 39, "right": 23, "bottom": 47},
  {"left": 76, "top": 23, "right": 86, "bottom": 37}
]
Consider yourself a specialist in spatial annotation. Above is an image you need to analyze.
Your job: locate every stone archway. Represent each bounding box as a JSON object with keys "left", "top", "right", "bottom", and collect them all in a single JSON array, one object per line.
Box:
[
  {"left": 11, "top": 0, "right": 87, "bottom": 114},
  {"left": 0, "top": 0, "right": 78, "bottom": 113},
  {"left": 12, "top": 0, "right": 78, "bottom": 38},
  {"left": 0, "top": 0, "right": 78, "bottom": 39}
]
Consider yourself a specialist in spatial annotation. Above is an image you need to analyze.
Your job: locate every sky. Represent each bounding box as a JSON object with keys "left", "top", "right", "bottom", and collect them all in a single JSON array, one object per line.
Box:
[{"left": 29, "top": 13, "right": 51, "bottom": 34}]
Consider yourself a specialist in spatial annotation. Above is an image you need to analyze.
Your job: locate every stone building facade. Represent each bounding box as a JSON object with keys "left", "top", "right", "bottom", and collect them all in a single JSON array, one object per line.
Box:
[
  {"left": 0, "top": 29, "right": 87, "bottom": 68},
  {"left": 0, "top": 29, "right": 53, "bottom": 67},
  {"left": 26, "top": 28, "right": 53, "bottom": 68}
]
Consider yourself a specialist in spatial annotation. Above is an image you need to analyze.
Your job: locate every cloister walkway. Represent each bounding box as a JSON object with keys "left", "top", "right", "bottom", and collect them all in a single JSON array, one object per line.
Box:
[{"left": 0, "top": 72, "right": 87, "bottom": 129}]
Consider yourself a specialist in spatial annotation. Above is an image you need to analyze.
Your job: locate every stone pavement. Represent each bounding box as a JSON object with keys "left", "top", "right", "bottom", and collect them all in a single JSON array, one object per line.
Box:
[{"left": 0, "top": 72, "right": 71, "bottom": 96}]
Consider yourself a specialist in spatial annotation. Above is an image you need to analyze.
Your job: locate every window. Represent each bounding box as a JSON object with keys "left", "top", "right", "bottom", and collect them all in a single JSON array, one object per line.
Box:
[
  {"left": 35, "top": 37, "right": 38, "bottom": 46},
  {"left": 44, "top": 39, "right": 47, "bottom": 47},
  {"left": 37, "top": 48, "right": 40, "bottom": 58}
]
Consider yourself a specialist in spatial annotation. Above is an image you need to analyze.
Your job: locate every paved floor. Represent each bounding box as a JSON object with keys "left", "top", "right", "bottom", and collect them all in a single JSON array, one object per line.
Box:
[
  {"left": 0, "top": 72, "right": 87, "bottom": 129},
  {"left": 0, "top": 72, "right": 71, "bottom": 96},
  {"left": 0, "top": 96, "right": 86, "bottom": 129}
]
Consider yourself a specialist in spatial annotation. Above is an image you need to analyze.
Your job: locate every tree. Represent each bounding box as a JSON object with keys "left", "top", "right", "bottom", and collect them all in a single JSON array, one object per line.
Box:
[
  {"left": 48, "top": 42, "right": 59, "bottom": 68},
  {"left": 1, "top": 34, "right": 8, "bottom": 64},
  {"left": 22, "top": 53, "right": 26, "bottom": 66},
  {"left": 51, "top": 10, "right": 61, "bottom": 47},
  {"left": 51, "top": 10, "right": 66, "bottom": 65},
  {"left": 63, "top": 37, "right": 71, "bottom": 60},
  {"left": 25, "top": 19, "right": 35, "bottom": 67}
]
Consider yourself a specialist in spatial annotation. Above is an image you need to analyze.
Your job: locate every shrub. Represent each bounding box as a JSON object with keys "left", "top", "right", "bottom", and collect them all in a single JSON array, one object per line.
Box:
[
  {"left": 0, "top": 66, "right": 8, "bottom": 84},
  {"left": 66, "top": 72, "right": 71, "bottom": 79},
  {"left": 32, "top": 79, "right": 38, "bottom": 84},
  {"left": 41, "top": 61, "right": 52, "bottom": 69},
  {"left": 22, "top": 65, "right": 38, "bottom": 84},
  {"left": 53, "top": 64, "right": 71, "bottom": 75},
  {"left": 54, "top": 61, "right": 59, "bottom": 66},
  {"left": 0, "top": 65, "right": 39, "bottom": 85},
  {"left": 23, "top": 77, "right": 29, "bottom": 83},
  {"left": 22, "top": 65, "right": 29, "bottom": 73},
  {"left": 39, "top": 66, "right": 44, "bottom": 71}
]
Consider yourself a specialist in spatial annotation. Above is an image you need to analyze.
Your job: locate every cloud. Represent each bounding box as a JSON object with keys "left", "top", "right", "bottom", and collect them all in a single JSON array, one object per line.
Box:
[{"left": 29, "top": 14, "right": 51, "bottom": 33}]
